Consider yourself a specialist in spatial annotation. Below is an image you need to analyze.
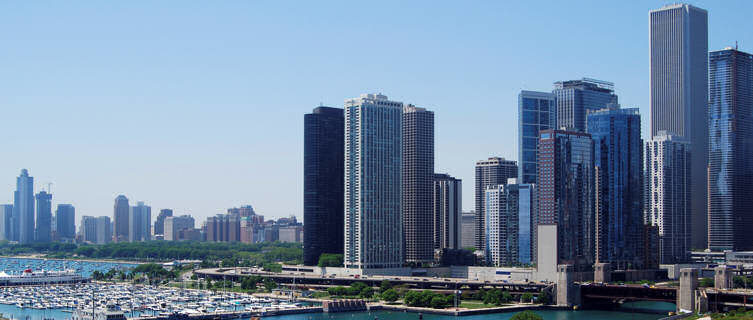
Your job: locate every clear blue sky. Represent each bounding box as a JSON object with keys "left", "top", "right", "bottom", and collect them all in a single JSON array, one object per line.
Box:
[{"left": 1, "top": 1, "right": 751, "bottom": 226}]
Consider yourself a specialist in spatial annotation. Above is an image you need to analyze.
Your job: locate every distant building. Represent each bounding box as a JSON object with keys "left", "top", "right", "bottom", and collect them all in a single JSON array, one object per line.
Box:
[
  {"left": 460, "top": 211, "right": 476, "bottom": 249},
  {"left": 55, "top": 204, "right": 76, "bottom": 240},
  {"left": 279, "top": 226, "right": 303, "bottom": 243},
  {"left": 509, "top": 181, "right": 535, "bottom": 265},
  {"left": 80, "top": 216, "right": 111, "bottom": 245},
  {"left": 474, "top": 157, "right": 517, "bottom": 250},
  {"left": 128, "top": 201, "right": 151, "bottom": 242},
  {"left": 303, "top": 106, "right": 344, "bottom": 265},
  {"left": 402, "top": 104, "right": 435, "bottom": 264},
  {"left": 95, "top": 216, "right": 112, "bottom": 244},
  {"left": 518, "top": 91, "right": 556, "bottom": 184},
  {"left": 0, "top": 205, "right": 12, "bottom": 241},
  {"left": 433, "top": 173, "right": 462, "bottom": 251},
  {"left": 707, "top": 48, "right": 753, "bottom": 252},
  {"left": 113, "top": 195, "right": 129, "bottom": 242},
  {"left": 552, "top": 78, "right": 618, "bottom": 132},
  {"left": 14, "top": 169, "right": 34, "bottom": 244},
  {"left": 164, "top": 215, "right": 195, "bottom": 241},
  {"left": 650, "top": 3, "right": 709, "bottom": 249},
  {"left": 154, "top": 209, "right": 173, "bottom": 237},
  {"left": 484, "top": 180, "right": 535, "bottom": 266},
  {"left": 35, "top": 191, "right": 52, "bottom": 242},
  {"left": 204, "top": 213, "right": 242, "bottom": 242},
  {"left": 645, "top": 132, "right": 691, "bottom": 264},
  {"left": 344, "top": 94, "right": 403, "bottom": 270}
]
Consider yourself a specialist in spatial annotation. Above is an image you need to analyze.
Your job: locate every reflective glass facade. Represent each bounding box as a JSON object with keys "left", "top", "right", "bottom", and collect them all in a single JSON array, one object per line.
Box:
[
  {"left": 13, "top": 169, "right": 34, "bottom": 244},
  {"left": 474, "top": 157, "right": 517, "bottom": 250},
  {"left": 518, "top": 91, "right": 556, "bottom": 185},
  {"left": 708, "top": 48, "right": 753, "bottom": 251},
  {"left": 553, "top": 78, "right": 618, "bottom": 132},
  {"left": 35, "top": 191, "right": 52, "bottom": 242}
]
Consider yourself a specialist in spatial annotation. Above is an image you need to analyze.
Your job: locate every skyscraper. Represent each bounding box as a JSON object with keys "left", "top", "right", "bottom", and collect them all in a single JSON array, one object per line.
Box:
[
  {"left": 113, "top": 195, "right": 129, "bottom": 242},
  {"left": 708, "top": 47, "right": 753, "bottom": 251},
  {"left": 95, "top": 216, "right": 112, "bottom": 244},
  {"left": 460, "top": 211, "right": 476, "bottom": 249},
  {"left": 154, "top": 209, "right": 173, "bottom": 237},
  {"left": 344, "top": 93, "right": 403, "bottom": 270},
  {"left": 0, "top": 205, "right": 12, "bottom": 241},
  {"left": 164, "top": 215, "right": 195, "bottom": 241},
  {"left": 649, "top": 4, "right": 708, "bottom": 249},
  {"left": 538, "top": 130, "right": 594, "bottom": 270},
  {"left": 474, "top": 157, "right": 517, "bottom": 250},
  {"left": 518, "top": 91, "right": 556, "bottom": 184},
  {"left": 303, "top": 106, "right": 344, "bottom": 266},
  {"left": 129, "top": 201, "right": 151, "bottom": 242},
  {"left": 588, "top": 108, "right": 644, "bottom": 269},
  {"left": 553, "top": 78, "right": 618, "bottom": 132},
  {"left": 14, "top": 169, "right": 34, "bottom": 244},
  {"left": 485, "top": 184, "right": 513, "bottom": 267},
  {"left": 402, "top": 105, "right": 435, "bottom": 264},
  {"left": 433, "top": 173, "right": 462, "bottom": 251},
  {"left": 55, "top": 204, "right": 76, "bottom": 240},
  {"left": 35, "top": 191, "right": 52, "bottom": 242},
  {"left": 509, "top": 180, "right": 536, "bottom": 266},
  {"left": 645, "top": 132, "right": 691, "bottom": 264}
]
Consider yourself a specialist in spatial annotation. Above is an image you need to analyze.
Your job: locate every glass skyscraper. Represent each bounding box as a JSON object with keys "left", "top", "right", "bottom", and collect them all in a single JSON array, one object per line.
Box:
[
  {"left": 55, "top": 204, "right": 76, "bottom": 240},
  {"left": 649, "top": 4, "right": 708, "bottom": 249},
  {"left": 518, "top": 91, "right": 556, "bottom": 185},
  {"left": 303, "top": 106, "right": 344, "bottom": 266},
  {"left": 708, "top": 48, "right": 753, "bottom": 251},
  {"left": 14, "top": 169, "right": 34, "bottom": 244},
  {"left": 587, "top": 108, "right": 644, "bottom": 269},
  {"left": 474, "top": 157, "right": 517, "bottom": 250},
  {"left": 553, "top": 78, "right": 618, "bottom": 132},
  {"left": 344, "top": 94, "right": 403, "bottom": 269},
  {"left": 113, "top": 195, "right": 129, "bottom": 243},
  {"left": 35, "top": 191, "right": 52, "bottom": 242},
  {"left": 433, "top": 173, "right": 462, "bottom": 251}
]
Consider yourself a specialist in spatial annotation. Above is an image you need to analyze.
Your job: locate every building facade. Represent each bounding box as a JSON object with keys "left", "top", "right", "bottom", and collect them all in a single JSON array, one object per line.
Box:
[
  {"left": 518, "top": 91, "right": 556, "bottom": 184},
  {"left": 164, "top": 215, "right": 195, "bottom": 241},
  {"left": 154, "top": 209, "right": 173, "bottom": 237},
  {"left": 553, "top": 78, "right": 618, "bottom": 132},
  {"left": 484, "top": 180, "right": 535, "bottom": 267},
  {"left": 402, "top": 105, "right": 435, "bottom": 264},
  {"left": 128, "top": 201, "right": 151, "bottom": 242},
  {"left": 433, "top": 173, "right": 462, "bottom": 251},
  {"left": 344, "top": 94, "right": 403, "bottom": 269},
  {"left": 0, "top": 205, "right": 12, "bottom": 241},
  {"left": 35, "top": 191, "right": 52, "bottom": 242},
  {"left": 707, "top": 48, "right": 753, "bottom": 251},
  {"left": 14, "top": 169, "right": 35, "bottom": 244},
  {"left": 588, "top": 108, "right": 644, "bottom": 269},
  {"left": 460, "top": 211, "right": 476, "bottom": 249},
  {"left": 474, "top": 157, "right": 518, "bottom": 250},
  {"left": 55, "top": 204, "right": 76, "bottom": 240},
  {"left": 113, "top": 195, "right": 129, "bottom": 242},
  {"left": 303, "top": 106, "right": 344, "bottom": 266},
  {"left": 537, "top": 130, "right": 594, "bottom": 270},
  {"left": 649, "top": 4, "right": 708, "bottom": 249},
  {"left": 645, "top": 132, "right": 691, "bottom": 264}
]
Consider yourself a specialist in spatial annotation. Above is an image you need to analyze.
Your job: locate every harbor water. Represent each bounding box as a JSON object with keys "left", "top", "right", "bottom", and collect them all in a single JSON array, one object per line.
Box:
[
  {"left": 0, "top": 257, "right": 136, "bottom": 277},
  {"left": 266, "top": 309, "right": 667, "bottom": 320}
]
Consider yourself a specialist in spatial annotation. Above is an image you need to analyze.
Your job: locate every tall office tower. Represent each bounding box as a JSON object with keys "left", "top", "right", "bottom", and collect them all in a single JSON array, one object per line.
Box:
[
  {"left": 588, "top": 108, "right": 644, "bottom": 269},
  {"left": 708, "top": 48, "right": 753, "bottom": 251},
  {"left": 553, "top": 78, "right": 618, "bottom": 132},
  {"left": 433, "top": 174, "right": 462, "bottom": 251},
  {"left": 0, "top": 205, "right": 12, "bottom": 241},
  {"left": 538, "top": 130, "right": 594, "bottom": 270},
  {"left": 474, "top": 157, "right": 518, "bottom": 250},
  {"left": 227, "top": 205, "right": 257, "bottom": 218},
  {"left": 508, "top": 180, "right": 536, "bottom": 265},
  {"left": 303, "top": 106, "right": 344, "bottom": 266},
  {"left": 649, "top": 4, "right": 708, "bottom": 249},
  {"left": 80, "top": 216, "right": 98, "bottom": 243},
  {"left": 113, "top": 195, "right": 129, "bottom": 242},
  {"left": 95, "top": 216, "right": 112, "bottom": 244},
  {"left": 164, "top": 215, "right": 195, "bottom": 241},
  {"left": 14, "top": 169, "right": 34, "bottom": 244},
  {"left": 128, "top": 201, "right": 151, "bottom": 242},
  {"left": 402, "top": 105, "right": 435, "bottom": 264},
  {"left": 154, "top": 209, "right": 173, "bottom": 236},
  {"left": 645, "top": 132, "right": 691, "bottom": 264},
  {"left": 34, "top": 191, "right": 52, "bottom": 242},
  {"left": 485, "top": 184, "right": 513, "bottom": 266},
  {"left": 227, "top": 214, "right": 241, "bottom": 242},
  {"left": 460, "top": 211, "right": 476, "bottom": 249},
  {"left": 344, "top": 93, "right": 403, "bottom": 270},
  {"left": 519, "top": 91, "right": 556, "bottom": 184},
  {"left": 55, "top": 204, "right": 76, "bottom": 240}
]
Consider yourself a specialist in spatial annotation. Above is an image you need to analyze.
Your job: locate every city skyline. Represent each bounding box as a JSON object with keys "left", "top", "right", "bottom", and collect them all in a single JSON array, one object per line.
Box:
[{"left": 1, "top": 1, "right": 752, "bottom": 224}]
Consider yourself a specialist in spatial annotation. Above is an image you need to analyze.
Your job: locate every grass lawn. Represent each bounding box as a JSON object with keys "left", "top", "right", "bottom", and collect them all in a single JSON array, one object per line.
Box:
[{"left": 459, "top": 300, "right": 503, "bottom": 309}]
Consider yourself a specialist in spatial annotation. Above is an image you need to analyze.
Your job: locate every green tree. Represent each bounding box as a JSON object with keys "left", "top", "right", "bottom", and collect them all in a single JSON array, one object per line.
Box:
[
  {"left": 510, "top": 310, "right": 543, "bottom": 320},
  {"left": 379, "top": 280, "right": 392, "bottom": 293},
  {"left": 262, "top": 263, "right": 282, "bottom": 273},
  {"left": 537, "top": 290, "right": 551, "bottom": 305},
  {"left": 521, "top": 292, "right": 533, "bottom": 303},
  {"left": 381, "top": 288, "right": 399, "bottom": 302},
  {"left": 263, "top": 278, "right": 277, "bottom": 291},
  {"left": 699, "top": 277, "right": 714, "bottom": 287},
  {"left": 317, "top": 253, "right": 343, "bottom": 267},
  {"left": 359, "top": 286, "right": 374, "bottom": 299}
]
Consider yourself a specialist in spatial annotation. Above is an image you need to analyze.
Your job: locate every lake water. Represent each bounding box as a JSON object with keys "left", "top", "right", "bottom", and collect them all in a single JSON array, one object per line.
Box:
[
  {"left": 266, "top": 309, "right": 667, "bottom": 320},
  {"left": 0, "top": 257, "right": 137, "bottom": 277}
]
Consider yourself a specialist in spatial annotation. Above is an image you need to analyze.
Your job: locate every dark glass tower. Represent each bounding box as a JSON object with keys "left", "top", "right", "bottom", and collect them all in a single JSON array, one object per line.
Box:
[
  {"left": 587, "top": 108, "right": 644, "bottom": 269},
  {"left": 55, "top": 204, "right": 76, "bottom": 240},
  {"left": 303, "top": 106, "right": 344, "bottom": 266},
  {"left": 113, "top": 195, "right": 129, "bottom": 242},
  {"left": 518, "top": 91, "right": 556, "bottom": 184},
  {"left": 708, "top": 48, "right": 753, "bottom": 251},
  {"left": 14, "top": 169, "right": 34, "bottom": 244},
  {"left": 35, "top": 191, "right": 52, "bottom": 242},
  {"left": 154, "top": 209, "right": 173, "bottom": 236},
  {"left": 553, "top": 78, "right": 618, "bottom": 132}
]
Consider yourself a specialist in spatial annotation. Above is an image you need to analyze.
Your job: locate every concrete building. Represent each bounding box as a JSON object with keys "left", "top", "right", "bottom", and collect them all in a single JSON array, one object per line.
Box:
[
  {"left": 113, "top": 195, "right": 129, "bottom": 242},
  {"left": 402, "top": 105, "right": 435, "bottom": 264},
  {"left": 279, "top": 226, "right": 303, "bottom": 243},
  {"left": 154, "top": 209, "right": 173, "bottom": 237},
  {"left": 460, "top": 211, "right": 476, "bottom": 249},
  {"left": 14, "top": 169, "right": 34, "bottom": 244},
  {"left": 433, "top": 174, "right": 462, "bottom": 251},
  {"left": 128, "top": 201, "right": 151, "bottom": 242},
  {"left": 552, "top": 78, "right": 618, "bottom": 132},
  {"left": 518, "top": 91, "right": 556, "bottom": 185},
  {"left": 80, "top": 216, "right": 111, "bottom": 245},
  {"left": 645, "top": 132, "right": 691, "bottom": 264},
  {"left": 303, "top": 106, "right": 344, "bottom": 266},
  {"left": 35, "top": 191, "right": 52, "bottom": 242},
  {"left": 474, "top": 157, "right": 517, "bottom": 250},
  {"left": 55, "top": 204, "right": 76, "bottom": 241},
  {"left": 707, "top": 48, "right": 753, "bottom": 251},
  {"left": 484, "top": 179, "right": 535, "bottom": 267},
  {"left": 164, "top": 215, "right": 195, "bottom": 241},
  {"left": 0, "top": 205, "right": 12, "bottom": 241},
  {"left": 650, "top": 4, "right": 708, "bottom": 249},
  {"left": 95, "top": 216, "right": 112, "bottom": 244},
  {"left": 344, "top": 93, "right": 403, "bottom": 270}
]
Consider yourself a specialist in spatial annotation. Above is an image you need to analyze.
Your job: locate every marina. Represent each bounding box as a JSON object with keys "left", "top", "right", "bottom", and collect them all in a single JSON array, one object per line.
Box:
[{"left": 0, "top": 257, "right": 136, "bottom": 278}]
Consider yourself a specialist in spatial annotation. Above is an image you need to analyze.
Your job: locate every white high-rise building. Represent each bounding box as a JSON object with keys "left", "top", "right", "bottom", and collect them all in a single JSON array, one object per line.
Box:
[
  {"left": 645, "top": 132, "right": 691, "bottom": 264},
  {"left": 344, "top": 93, "right": 403, "bottom": 270},
  {"left": 649, "top": 3, "right": 708, "bottom": 249}
]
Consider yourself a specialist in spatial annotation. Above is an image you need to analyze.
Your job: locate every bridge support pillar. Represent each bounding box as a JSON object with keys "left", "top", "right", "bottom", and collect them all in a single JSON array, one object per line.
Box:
[
  {"left": 678, "top": 268, "right": 698, "bottom": 313},
  {"left": 556, "top": 264, "right": 580, "bottom": 307},
  {"left": 714, "top": 266, "right": 733, "bottom": 290},
  {"left": 594, "top": 263, "right": 611, "bottom": 283}
]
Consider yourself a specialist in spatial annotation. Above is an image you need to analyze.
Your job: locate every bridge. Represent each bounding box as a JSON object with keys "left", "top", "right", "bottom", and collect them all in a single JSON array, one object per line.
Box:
[{"left": 580, "top": 284, "right": 677, "bottom": 303}]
